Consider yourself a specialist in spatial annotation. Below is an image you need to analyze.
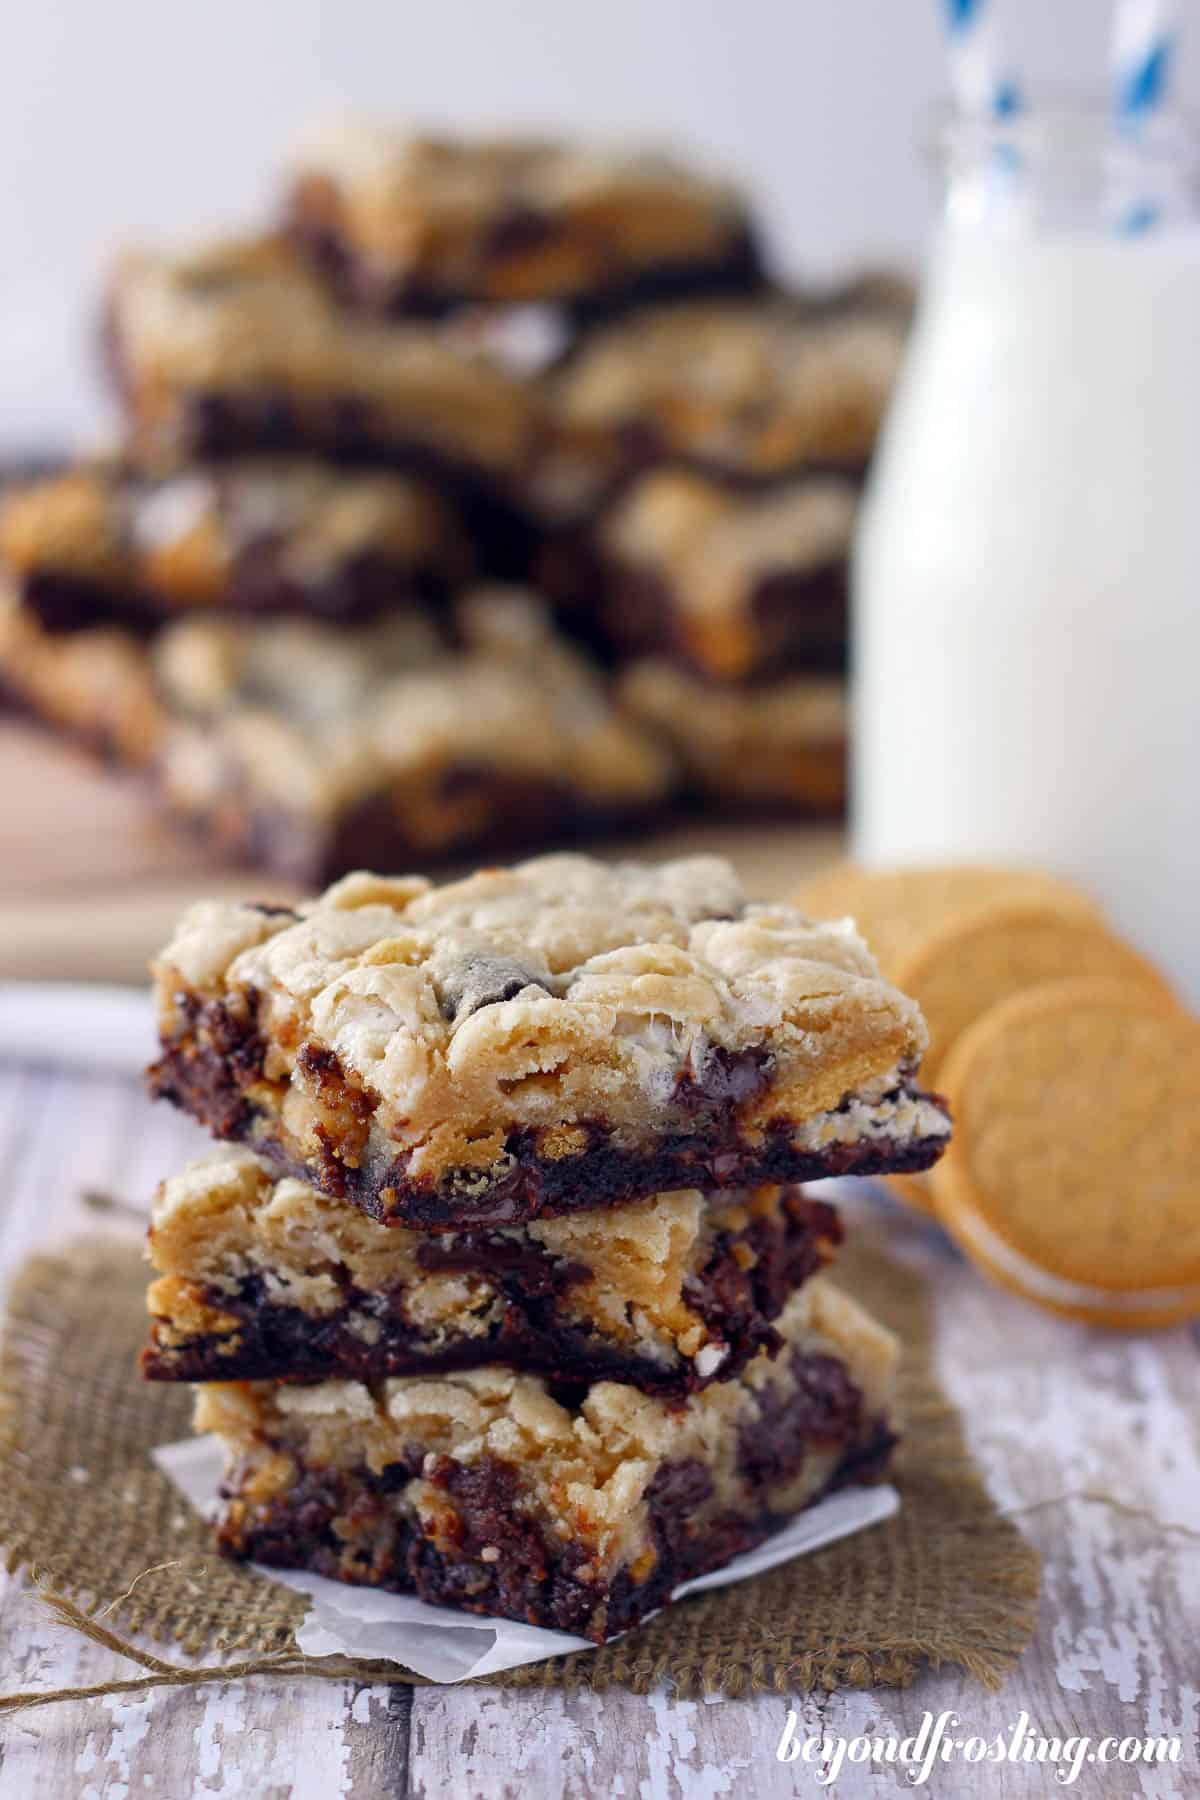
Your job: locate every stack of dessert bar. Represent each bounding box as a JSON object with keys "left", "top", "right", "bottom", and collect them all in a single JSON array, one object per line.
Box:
[
  {"left": 535, "top": 281, "right": 910, "bottom": 810},
  {"left": 142, "top": 853, "right": 950, "bottom": 1641},
  {"left": 0, "top": 123, "right": 910, "bottom": 879}
]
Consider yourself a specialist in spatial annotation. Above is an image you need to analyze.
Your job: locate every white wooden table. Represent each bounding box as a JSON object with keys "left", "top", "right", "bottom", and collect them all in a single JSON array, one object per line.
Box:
[{"left": 0, "top": 1053, "right": 1196, "bottom": 1799}]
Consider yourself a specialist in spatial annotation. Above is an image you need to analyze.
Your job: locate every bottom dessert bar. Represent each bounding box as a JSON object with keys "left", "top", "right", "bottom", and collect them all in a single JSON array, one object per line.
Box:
[
  {"left": 143, "top": 1147, "right": 842, "bottom": 1394},
  {"left": 198, "top": 1276, "right": 897, "bottom": 1643}
]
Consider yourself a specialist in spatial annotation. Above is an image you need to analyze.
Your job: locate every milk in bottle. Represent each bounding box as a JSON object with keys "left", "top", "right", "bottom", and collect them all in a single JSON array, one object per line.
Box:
[{"left": 853, "top": 108, "right": 1200, "bottom": 1004}]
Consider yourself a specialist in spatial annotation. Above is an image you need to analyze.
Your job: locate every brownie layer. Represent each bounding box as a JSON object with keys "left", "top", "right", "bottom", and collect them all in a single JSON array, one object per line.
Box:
[
  {"left": 199, "top": 1277, "right": 898, "bottom": 1642},
  {"left": 143, "top": 1147, "right": 842, "bottom": 1391},
  {"left": 148, "top": 855, "right": 951, "bottom": 1229},
  {"left": 18, "top": 560, "right": 456, "bottom": 638}
]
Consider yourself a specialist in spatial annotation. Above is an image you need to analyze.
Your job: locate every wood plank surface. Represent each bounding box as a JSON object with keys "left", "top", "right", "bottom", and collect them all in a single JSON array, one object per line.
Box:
[{"left": 0, "top": 1056, "right": 1195, "bottom": 1798}]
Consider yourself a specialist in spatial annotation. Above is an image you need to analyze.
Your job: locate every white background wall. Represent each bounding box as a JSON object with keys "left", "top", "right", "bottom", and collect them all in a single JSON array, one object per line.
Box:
[{"left": 2, "top": 0, "right": 1197, "bottom": 444}]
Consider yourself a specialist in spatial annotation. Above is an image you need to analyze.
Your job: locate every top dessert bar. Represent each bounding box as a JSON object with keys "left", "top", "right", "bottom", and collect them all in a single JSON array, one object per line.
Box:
[
  {"left": 540, "top": 291, "right": 908, "bottom": 509},
  {"left": 104, "top": 235, "right": 538, "bottom": 481},
  {"left": 148, "top": 853, "right": 951, "bottom": 1228},
  {"left": 284, "top": 122, "right": 764, "bottom": 316},
  {"left": 0, "top": 459, "right": 471, "bottom": 633}
]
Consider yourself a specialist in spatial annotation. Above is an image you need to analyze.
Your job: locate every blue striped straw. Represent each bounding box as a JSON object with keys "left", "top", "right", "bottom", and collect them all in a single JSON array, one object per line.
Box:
[
  {"left": 942, "top": 0, "right": 1022, "bottom": 123},
  {"left": 941, "top": 0, "right": 1024, "bottom": 220},
  {"left": 1113, "top": 0, "right": 1176, "bottom": 124},
  {"left": 1112, "top": 0, "right": 1178, "bottom": 230}
]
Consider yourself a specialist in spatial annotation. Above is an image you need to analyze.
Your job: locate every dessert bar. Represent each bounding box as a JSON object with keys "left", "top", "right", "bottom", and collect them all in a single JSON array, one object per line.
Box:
[
  {"left": 619, "top": 663, "right": 847, "bottom": 811},
  {"left": 0, "top": 589, "right": 672, "bottom": 880},
  {"left": 284, "top": 122, "right": 765, "bottom": 318},
  {"left": 154, "top": 592, "right": 674, "bottom": 877},
  {"left": 0, "top": 583, "right": 168, "bottom": 765},
  {"left": 199, "top": 1275, "right": 897, "bottom": 1642},
  {"left": 0, "top": 460, "right": 471, "bottom": 633},
  {"left": 104, "top": 235, "right": 538, "bottom": 488},
  {"left": 144, "top": 1145, "right": 842, "bottom": 1393},
  {"left": 552, "top": 468, "right": 855, "bottom": 679},
  {"left": 148, "top": 853, "right": 952, "bottom": 1227},
  {"left": 543, "top": 292, "right": 907, "bottom": 505}
]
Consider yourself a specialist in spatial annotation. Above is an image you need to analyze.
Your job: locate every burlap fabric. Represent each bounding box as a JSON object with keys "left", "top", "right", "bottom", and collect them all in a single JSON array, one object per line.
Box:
[{"left": 0, "top": 1228, "right": 1040, "bottom": 1698}]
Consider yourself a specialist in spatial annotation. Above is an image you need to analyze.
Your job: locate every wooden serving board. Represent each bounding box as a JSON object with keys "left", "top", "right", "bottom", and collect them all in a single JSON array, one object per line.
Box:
[{"left": 0, "top": 720, "right": 845, "bottom": 984}]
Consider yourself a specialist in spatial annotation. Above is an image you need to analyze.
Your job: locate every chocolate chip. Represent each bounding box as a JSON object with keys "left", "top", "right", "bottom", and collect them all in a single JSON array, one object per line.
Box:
[
  {"left": 737, "top": 1351, "right": 862, "bottom": 1488},
  {"left": 416, "top": 1234, "right": 592, "bottom": 1296},
  {"left": 437, "top": 953, "right": 546, "bottom": 1023},
  {"left": 674, "top": 1045, "right": 772, "bottom": 1113}
]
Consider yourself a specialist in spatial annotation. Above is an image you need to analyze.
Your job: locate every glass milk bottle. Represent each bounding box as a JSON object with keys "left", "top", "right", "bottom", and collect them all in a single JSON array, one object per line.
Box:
[{"left": 853, "top": 106, "right": 1200, "bottom": 1005}]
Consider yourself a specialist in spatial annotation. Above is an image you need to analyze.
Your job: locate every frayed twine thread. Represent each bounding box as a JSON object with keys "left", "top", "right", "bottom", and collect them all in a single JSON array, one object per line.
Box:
[{"left": 0, "top": 1573, "right": 418, "bottom": 1717}]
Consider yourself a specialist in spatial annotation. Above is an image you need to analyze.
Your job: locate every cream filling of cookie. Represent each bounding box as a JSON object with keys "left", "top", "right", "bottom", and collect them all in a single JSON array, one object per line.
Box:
[
  {"left": 196, "top": 1277, "right": 897, "bottom": 1578},
  {"left": 942, "top": 1197, "right": 1200, "bottom": 1322}
]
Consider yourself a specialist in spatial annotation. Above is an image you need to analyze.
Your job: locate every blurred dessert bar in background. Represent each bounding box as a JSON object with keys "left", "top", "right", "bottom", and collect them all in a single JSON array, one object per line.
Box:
[
  {"left": 0, "top": 459, "right": 472, "bottom": 630},
  {"left": 0, "top": 119, "right": 914, "bottom": 878},
  {"left": 552, "top": 470, "right": 855, "bottom": 677},
  {"left": 153, "top": 591, "right": 674, "bottom": 878},
  {"left": 1, "top": 583, "right": 672, "bottom": 879},
  {"left": 539, "top": 291, "right": 908, "bottom": 505},
  {"left": 618, "top": 664, "right": 847, "bottom": 812},
  {"left": 283, "top": 123, "right": 766, "bottom": 317},
  {"left": 104, "top": 237, "right": 539, "bottom": 493}
]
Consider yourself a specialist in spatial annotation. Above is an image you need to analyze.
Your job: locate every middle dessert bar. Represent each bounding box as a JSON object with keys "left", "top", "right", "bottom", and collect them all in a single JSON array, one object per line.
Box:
[
  {"left": 148, "top": 853, "right": 951, "bottom": 1228},
  {"left": 142, "top": 1146, "right": 842, "bottom": 1393}
]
